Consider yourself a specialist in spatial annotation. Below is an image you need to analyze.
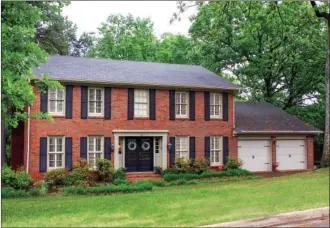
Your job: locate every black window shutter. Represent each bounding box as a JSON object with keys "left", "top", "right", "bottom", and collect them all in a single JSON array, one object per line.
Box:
[
  {"left": 127, "top": 88, "right": 134, "bottom": 120},
  {"left": 65, "top": 85, "right": 73, "bottom": 119},
  {"left": 104, "top": 87, "right": 111, "bottom": 120},
  {"left": 39, "top": 137, "right": 47, "bottom": 172},
  {"left": 81, "top": 86, "right": 88, "bottom": 119},
  {"left": 169, "top": 90, "right": 175, "bottom": 120},
  {"left": 204, "top": 92, "right": 210, "bottom": 121},
  {"left": 169, "top": 137, "right": 175, "bottom": 166},
  {"left": 205, "top": 136, "right": 210, "bottom": 159},
  {"left": 223, "top": 136, "right": 229, "bottom": 164},
  {"left": 80, "top": 137, "right": 87, "bottom": 159},
  {"left": 222, "top": 92, "right": 228, "bottom": 121},
  {"left": 104, "top": 137, "right": 111, "bottom": 160},
  {"left": 40, "top": 92, "right": 48, "bottom": 113},
  {"left": 189, "top": 91, "right": 195, "bottom": 121},
  {"left": 189, "top": 137, "right": 195, "bottom": 159},
  {"left": 149, "top": 89, "right": 156, "bottom": 120},
  {"left": 65, "top": 137, "right": 73, "bottom": 170}
]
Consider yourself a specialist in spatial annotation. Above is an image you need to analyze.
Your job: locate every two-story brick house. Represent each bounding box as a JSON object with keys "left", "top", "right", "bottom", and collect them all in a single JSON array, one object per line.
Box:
[{"left": 11, "top": 55, "right": 322, "bottom": 180}]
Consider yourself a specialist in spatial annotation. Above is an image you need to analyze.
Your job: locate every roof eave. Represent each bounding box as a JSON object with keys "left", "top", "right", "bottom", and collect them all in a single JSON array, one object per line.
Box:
[
  {"left": 31, "top": 77, "right": 242, "bottom": 91},
  {"left": 234, "top": 130, "right": 324, "bottom": 135}
]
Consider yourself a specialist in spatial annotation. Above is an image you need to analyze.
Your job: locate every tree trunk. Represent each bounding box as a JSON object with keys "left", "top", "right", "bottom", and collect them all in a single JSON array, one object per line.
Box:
[
  {"left": 321, "top": 9, "right": 330, "bottom": 168},
  {"left": 1, "top": 118, "right": 6, "bottom": 166}
]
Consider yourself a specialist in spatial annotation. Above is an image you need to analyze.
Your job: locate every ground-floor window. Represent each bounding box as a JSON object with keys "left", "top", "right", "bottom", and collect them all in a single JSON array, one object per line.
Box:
[
  {"left": 48, "top": 136, "right": 65, "bottom": 170},
  {"left": 88, "top": 136, "right": 104, "bottom": 169},
  {"left": 210, "top": 136, "right": 223, "bottom": 166},
  {"left": 175, "top": 136, "right": 189, "bottom": 159}
]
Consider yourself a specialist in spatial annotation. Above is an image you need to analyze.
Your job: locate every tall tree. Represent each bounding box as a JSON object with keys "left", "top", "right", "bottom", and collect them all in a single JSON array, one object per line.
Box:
[
  {"left": 1, "top": 1, "right": 63, "bottom": 164},
  {"left": 71, "top": 32, "right": 95, "bottom": 57},
  {"left": 311, "top": 1, "right": 330, "bottom": 167},
  {"left": 89, "top": 14, "right": 157, "bottom": 61}
]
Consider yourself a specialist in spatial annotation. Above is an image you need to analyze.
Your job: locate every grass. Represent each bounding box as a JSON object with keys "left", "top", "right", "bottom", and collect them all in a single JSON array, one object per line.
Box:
[{"left": 2, "top": 168, "right": 329, "bottom": 227}]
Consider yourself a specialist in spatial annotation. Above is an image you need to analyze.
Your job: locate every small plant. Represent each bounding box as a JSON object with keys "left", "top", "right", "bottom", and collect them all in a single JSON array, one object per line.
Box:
[
  {"left": 44, "top": 168, "right": 68, "bottom": 186},
  {"left": 113, "top": 168, "right": 126, "bottom": 180},
  {"left": 1, "top": 166, "right": 31, "bottom": 189},
  {"left": 193, "top": 158, "right": 210, "bottom": 174},
  {"left": 154, "top": 166, "right": 163, "bottom": 175},
  {"left": 224, "top": 157, "right": 243, "bottom": 170},
  {"left": 1, "top": 187, "right": 28, "bottom": 199},
  {"left": 96, "top": 159, "right": 115, "bottom": 182},
  {"left": 113, "top": 178, "right": 128, "bottom": 185},
  {"left": 29, "top": 188, "right": 41, "bottom": 197},
  {"left": 173, "top": 158, "right": 192, "bottom": 173}
]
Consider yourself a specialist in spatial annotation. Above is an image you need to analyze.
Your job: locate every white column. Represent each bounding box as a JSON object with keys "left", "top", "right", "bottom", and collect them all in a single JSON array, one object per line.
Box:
[
  {"left": 162, "top": 134, "right": 168, "bottom": 169},
  {"left": 114, "top": 135, "right": 119, "bottom": 169}
]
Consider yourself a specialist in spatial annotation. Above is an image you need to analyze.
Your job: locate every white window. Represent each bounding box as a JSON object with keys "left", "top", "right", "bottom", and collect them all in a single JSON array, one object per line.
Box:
[
  {"left": 88, "top": 136, "right": 104, "bottom": 169},
  {"left": 48, "top": 88, "right": 65, "bottom": 116},
  {"left": 175, "top": 136, "right": 189, "bottom": 159},
  {"left": 210, "top": 136, "right": 223, "bottom": 166},
  {"left": 134, "top": 89, "right": 149, "bottom": 117},
  {"left": 154, "top": 137, "right": 162, "bottom": 154},
  {"left": 210, "top": 93, "right": 222, "bottom": 119},
  {"left": 88, "top": 88, "right": 104, "bottom": 116},
  {"left": 175, "top": 92, "right": 189, "bottom": 118},
  {"left": 47, "top": 136, "right": 65, "bottom": 170}
]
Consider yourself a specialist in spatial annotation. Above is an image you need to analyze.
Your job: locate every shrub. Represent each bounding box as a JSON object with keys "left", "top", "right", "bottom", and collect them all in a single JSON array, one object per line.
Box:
[
  {"left": 44, "top": 168, "right": 68, "bottom": 186},
  {"left": 113, "top": 178, "right": 128, "bottom": 185},
  {"left": 173, "top": 158, "right": 192, "bottom": 172},
  {"left": 224, "top": 157, "right": 243, "bottom": 170},
  {"left": 63, "top": 162, "right": 89, "bottom": 186},
  {"left": 149, "top": 180, "right": 166, "bottom": 187},
  {"left": 29, "top": 188, "right": 41, "bottom": 197},
  {"left": 2, "top": 187, "right": 28, "bottom": 199},
  {"left": 96, "top": 159, "right": 114, "bottom": 182},
  {"left": 1, "top": 166, "right": 31, "bottom": 189},
  {"left": 113, "top": 168, "right": 126, "bottom": 180},
  {"left": 154, "top": 166, "right": 163, "bottom": 175},
  {"left": 193, "top": 158, "right": 210, "bottom": 174}
]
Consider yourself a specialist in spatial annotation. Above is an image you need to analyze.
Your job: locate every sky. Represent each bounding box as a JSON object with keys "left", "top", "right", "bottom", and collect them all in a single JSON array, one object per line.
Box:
[{"left": 62, "top": 1, "right": 197, "bottom": 38}]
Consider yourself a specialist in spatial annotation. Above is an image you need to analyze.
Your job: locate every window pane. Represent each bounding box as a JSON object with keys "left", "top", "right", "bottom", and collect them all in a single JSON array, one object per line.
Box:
[
  {"left": 89, "top": 101, "right": 95, "bottom": 113},
  {"left": 96, "top": 89, "right": 102, "bottom": 101},
  {"left": 49, "top": 89, "right": 57, "bottom": 99},
  {"left": 88, "top": 138, "right": 94, "bottom": 151},
  {"left": 96, "top": 102, "right": 102, "bottom": 113},
  {"left": 57, "top": 90, "right": 64, "bottom": 100},
  {"left": 175, "top": 139, "right": 180, "bottom": 151},
  {"left": 175, "top": 104, "right": 180, "bottom": 115},
  {"left": 49, "top": 154, "right": 55, "bottom": 167},
  {"left": 181, "top": 105, "right": 187, "bottom": 115},
  {"left": 56, "top": 138, "right": 63, "bottom": 152},
  {"left": 210, "top": 94, "right": 214, "bottom": 105},
  {"left": 215, "top": 151, "right": 220, "bottom": 162},
  {"left": 180, "top": 151, "right": 189, "bottom": 159},
  {"left": 215, "top": 105, "right": 220, "bottom": 115},
  {"left": 56, "top": 154, "right": 62, "bottom": 167},
  {"left": 95, "top": 153, "right": 101, "bottom": 159},
  {"left": 215, "top": 94, "right": 220, "bottom": 104},
  {"left": 57, "top": 101, "right": 63, "bottom": 113},
  {"left": 88, "top": 153, "right": 95, "bottom": 164},
  {"left": 89, "top": 89, "right": 95, "bottom": 100},
  {"left": 49, "top": 101, "right": 56, "bottom": 113},
  {"left": 49, "top": 138, "right": 55, "bottom": 152},
  {"left": 180, "top": 93, "right": 186, "bottom": 104},
  {"left": 95, "top": 138, "right": 101, "bottom": 151}
]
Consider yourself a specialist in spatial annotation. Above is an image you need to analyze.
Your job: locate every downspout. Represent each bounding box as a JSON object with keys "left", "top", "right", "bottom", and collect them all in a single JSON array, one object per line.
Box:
[{"left": 26, "top": 80, "right": 31, "bottom": 173}]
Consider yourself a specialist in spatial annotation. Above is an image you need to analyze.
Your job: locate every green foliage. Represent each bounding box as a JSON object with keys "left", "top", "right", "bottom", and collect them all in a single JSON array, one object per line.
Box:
[
  {"left": 163, "top": 169, "right": 253, "bottom": 182},
  {"left": 113, "top": 168, "right": 127, "bottom": 180},
  {"left": 2, "top": 187, "right": 28, "bottom": 199},
  {"left": 62, "top": 181, "right": 153, "bottom": 195},
  {"left": 96, "top": 159, "right": 115, "bottom": 182},
  {"left": 153, "top": 166, "right": 163, "bottom": 175},
  {"left": 149, "top": 180, "right": 166, "bottom": 187},
  {"left": 224, "top": 157, "right": 243, "bottom": 170},
  {"left": 113, "top": 178, "right": 128, "bottom": 185},
  {"left": 28, "top": 188, "right": 41, "bottom": 197},
  {"left": 63, "top": 159, "right": 90, "bottom": 185},
  {"left": 44, "top": 168, "right": 68, "bottom": 186},
  {"left": 168, "top": 158, "right": 210, "bottom": 174},
  {"left": 1, "top": 166, "right": 31, "bottom": 189}
]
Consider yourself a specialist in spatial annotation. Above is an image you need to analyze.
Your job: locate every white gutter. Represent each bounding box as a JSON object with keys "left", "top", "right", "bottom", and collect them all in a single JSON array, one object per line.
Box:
[{"left": 234, "top": 130, "right": 324, "bottom": 135}]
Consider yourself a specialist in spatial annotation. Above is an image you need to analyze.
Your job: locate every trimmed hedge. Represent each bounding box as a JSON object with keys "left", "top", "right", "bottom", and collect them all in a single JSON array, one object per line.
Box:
[
  {"left": 163, "top": 169, "right": 253, "bottom": 182},
  {"left": 2, "top": 187, "right": 41, "bottom": 199},
  {"left": 62, "top": 181, "right": 153, "bottom": 195}
]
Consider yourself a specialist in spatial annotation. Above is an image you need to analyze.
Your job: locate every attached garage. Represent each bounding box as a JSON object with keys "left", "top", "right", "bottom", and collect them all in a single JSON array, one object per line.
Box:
[
  {"left": 276, "top": 139, "right": 306, "bottom": 170},
  {"left": 238, "top": 139, "right": 272, "bottom": 172}
]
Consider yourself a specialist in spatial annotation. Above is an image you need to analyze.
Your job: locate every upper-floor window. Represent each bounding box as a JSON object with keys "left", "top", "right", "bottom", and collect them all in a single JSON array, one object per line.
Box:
[
  {"left": 134, "top": 89, "right": 149, "bottom": 117},
  {"left": 88, "top": 88, "right": 103, "bottom": 116},
  {"left": 88, "top": 136, "right": 104, "bottom": 169},
  {"left": 175, "top": 92, "right": 189, "bottom": 118},
  {"left": 48, "top": 136, "right": 65, "bottom": 170},
  {"left": 210, "top": 93, "right": 222, "bottom": 119},
  {"left": 210, "top": 136, "right": 223, "bottom": 166},
  {"left": 175, "top": 136, "right": 189, "bottom": 159},
  {"left": 48, "top": 88, "right": 65, "bottom": 116}
]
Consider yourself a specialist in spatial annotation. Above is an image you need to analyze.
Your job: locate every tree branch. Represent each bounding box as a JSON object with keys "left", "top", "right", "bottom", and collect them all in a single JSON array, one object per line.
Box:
[{"left": 310, "top": 1, "right": 329, "bottom": 20}]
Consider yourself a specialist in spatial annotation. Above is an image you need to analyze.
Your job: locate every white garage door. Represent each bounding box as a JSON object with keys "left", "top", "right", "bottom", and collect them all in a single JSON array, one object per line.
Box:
[
  {"left": 238, "top": 140, "right": 272, "bottom": 172},
  {"left": 276, "top": 140, "right": 306, "bottom": 170}
]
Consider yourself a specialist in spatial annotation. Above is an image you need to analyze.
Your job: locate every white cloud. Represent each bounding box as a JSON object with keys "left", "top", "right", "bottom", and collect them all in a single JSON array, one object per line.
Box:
[{"left": 62, "top": 1, "right": 197, "bottom": 37}]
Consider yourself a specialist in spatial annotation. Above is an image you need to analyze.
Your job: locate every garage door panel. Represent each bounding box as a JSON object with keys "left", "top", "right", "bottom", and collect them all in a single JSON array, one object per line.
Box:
[
  {"left": 238, "top": 140, "right": 272, "bottom": 172},
  {"left": 276, "top": 140, "right": 306, "bottom": 170}
]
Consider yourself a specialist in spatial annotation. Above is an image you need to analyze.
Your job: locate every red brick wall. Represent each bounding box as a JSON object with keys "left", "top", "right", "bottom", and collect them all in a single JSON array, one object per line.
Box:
[
  {"left": 27, "top": 86, "right": 235, "bottom": 180},
  {"left": 306, "top": 136, "right": 314, "bottom": 169},
  {"left": 271, "top": 136, "right": 276, "bottom": 167}
]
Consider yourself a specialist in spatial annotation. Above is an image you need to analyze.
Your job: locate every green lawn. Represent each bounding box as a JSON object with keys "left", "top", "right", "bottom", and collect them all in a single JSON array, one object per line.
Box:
[{"left": 2, "top": 168, "right": 329, "bottom": 227}]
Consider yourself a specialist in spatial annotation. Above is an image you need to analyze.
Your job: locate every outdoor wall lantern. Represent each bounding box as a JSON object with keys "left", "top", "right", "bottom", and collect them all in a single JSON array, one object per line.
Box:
[
  {"left": 167, "top": 142, "right": 172, "bottom": 151},
  {"left": 111, "top": 144, "right": 115, "bottom": 152}
]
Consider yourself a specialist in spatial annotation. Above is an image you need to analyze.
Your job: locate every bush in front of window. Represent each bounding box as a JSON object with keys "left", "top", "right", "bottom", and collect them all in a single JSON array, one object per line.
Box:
[
  {"left": 96, "top": 158, "right": 115, "bottom": 182},
  {"left": 224, "top": 157, "right": 243, "bottom": 170},
  {"left": 44, "top": 168, "right": 68, "bottom": 186},
  {"left": 192, "top": 158, "right": 210, "bottom": 174},
  {"left": 1, "top": 166, "right": 31, "bottom": 190},
  {"left": 113, "top": 168, "right": 127, "bottom": 181},
  {"left": 173, "top": 157, "right": 192, "bottom": 172},
  {"left": 63, "top": 159, "right": 90, "bottom": 185},
  {"left": 163, "top": 158, "right": 210, "bottom": 175}
]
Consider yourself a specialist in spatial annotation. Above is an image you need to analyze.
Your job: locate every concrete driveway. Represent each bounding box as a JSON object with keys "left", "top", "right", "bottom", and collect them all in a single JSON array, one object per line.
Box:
[{"left": 201, "top": 207, "right": 329, "bottom": 227}]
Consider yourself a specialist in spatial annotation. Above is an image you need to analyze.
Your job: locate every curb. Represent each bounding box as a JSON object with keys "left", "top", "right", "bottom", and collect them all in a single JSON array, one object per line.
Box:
[{"left": 201, "top": 207, "right": 329, "bottom": 227}]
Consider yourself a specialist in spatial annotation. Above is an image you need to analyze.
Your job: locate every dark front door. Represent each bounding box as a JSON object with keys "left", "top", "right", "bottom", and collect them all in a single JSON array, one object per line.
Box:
[{"left": 125, "top": 137, "right": 153, "bottom": 172}]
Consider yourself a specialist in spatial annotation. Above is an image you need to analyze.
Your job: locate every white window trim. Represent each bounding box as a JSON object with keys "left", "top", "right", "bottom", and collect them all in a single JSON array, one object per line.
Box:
[
  {"left": 47, "top": 88, "right": 66, "bottom": 116},
  {"left": 175, "top": 91, "right": 189, "bottom": 118},
  {"left": 87, "top": 136, "right": 104, "bottom": 169},
  {"left": 47, "top": 136, "right": 65, "bottom": 171},
  {"left": 88, "top": 87, "right": 104, "bottom": 117},
  {"left": 210, "top": 93, "right": 222, "bottom": 119},
  {"left": 134, "top": 89, "right": 149, "bottom": 118},
  {"left": 210, "top": 136, "right": 223, "bottom": 166},
  {"left": 175, "top": 136, "right": 190, "bottom": 159}
]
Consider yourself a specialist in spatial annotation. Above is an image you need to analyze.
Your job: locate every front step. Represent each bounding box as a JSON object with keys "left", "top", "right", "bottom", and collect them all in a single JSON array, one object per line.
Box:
[{"left": 126, "top": 172, "right": 162, "bottom": 182}]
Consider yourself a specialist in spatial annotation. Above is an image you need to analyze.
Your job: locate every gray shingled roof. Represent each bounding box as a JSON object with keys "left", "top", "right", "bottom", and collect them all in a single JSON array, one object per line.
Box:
[
  {"left": 32, "top": 55, "right": 240, "bottom": 90},
  {"left": 235, "top": 102, "right": 322, "bottom": 134}
]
